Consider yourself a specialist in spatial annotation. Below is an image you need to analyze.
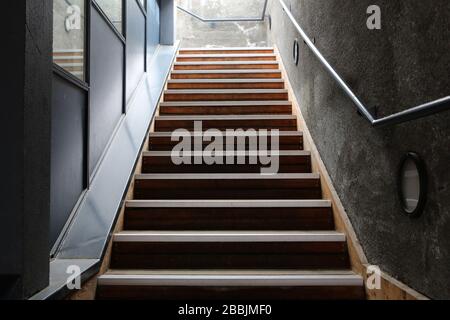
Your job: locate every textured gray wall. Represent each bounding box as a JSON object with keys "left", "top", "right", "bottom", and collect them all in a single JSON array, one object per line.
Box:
[
  {"left": 269, "top": 0, "right": 450, "bottom": 299},
  {"left": 1, "top": 0, "right": 52, "bottom": 299}
]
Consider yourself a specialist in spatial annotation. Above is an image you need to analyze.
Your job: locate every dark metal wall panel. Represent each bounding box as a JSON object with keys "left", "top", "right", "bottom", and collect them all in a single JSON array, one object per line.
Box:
[
  {"left": 126, "top": 0, "right": 146, "bottom": 102},
  {"left": 2, "top": 0, "right": 52, "bottom": 299},
  {"left": 50, "top": 75, "right": 86, "bottom": 247},
  {"left": 147, "top": 0, "right": 160, "bottom": 62},
  {"left": 89, "top": 6, "right": 125, "bottom": 175},
  {"left": 58, "top": 44, "right": 179, "bottom": 260}
]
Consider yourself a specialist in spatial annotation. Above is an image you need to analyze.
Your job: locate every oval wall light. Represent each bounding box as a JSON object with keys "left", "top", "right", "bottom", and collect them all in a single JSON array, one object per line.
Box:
[
  {"left": 397, "top": 152, "right": 427, "bottom": 217},
  {"left": 293, "top": 38, "right": 299, "bottom": 66}
]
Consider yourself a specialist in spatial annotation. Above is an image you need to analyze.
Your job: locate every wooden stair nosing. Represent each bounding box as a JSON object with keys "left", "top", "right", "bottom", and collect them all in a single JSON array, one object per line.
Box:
[
  {"left": 148, "top": 130, "right": 302, "bottom": 137},
  {"left": 171, "top": 69, "right": 282, "bottom": 74},
  {"left": 155, "top": 115, "right": 297, "bottom": 121}
]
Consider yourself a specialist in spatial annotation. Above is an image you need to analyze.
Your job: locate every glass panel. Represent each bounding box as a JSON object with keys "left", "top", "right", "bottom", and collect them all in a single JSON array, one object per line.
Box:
[
  {"left": 95, "top": 0, "right": 123, "bottom": 33},
  {"left": 176, "top": 0, "right": 269, "bottom": 48},
  {"left": 178, "top": 0, "right": 267, "bottom": 20},
  {"left": 53, "top": 0, "right": 86, "bottom": 81}
]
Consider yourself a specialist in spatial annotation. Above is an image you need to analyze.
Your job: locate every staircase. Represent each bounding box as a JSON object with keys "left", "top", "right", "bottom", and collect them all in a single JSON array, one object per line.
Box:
[{"left": 96, "top": 47, "right": 366, "bottom": 300}]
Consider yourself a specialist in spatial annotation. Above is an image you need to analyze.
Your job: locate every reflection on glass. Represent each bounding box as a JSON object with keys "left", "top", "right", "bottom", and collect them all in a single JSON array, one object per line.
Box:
[
  {"left": 53, "top": 0, "right": 86, "bottom": 81},
  {"left": 138, "top": 0, "right": 146, "bottom": 9},
  {"left": 95, "top": 0, "right": 123, "bottom": 33}
]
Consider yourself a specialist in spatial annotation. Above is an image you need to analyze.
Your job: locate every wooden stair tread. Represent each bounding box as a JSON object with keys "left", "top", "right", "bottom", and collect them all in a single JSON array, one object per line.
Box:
[
  {"left": 135, "top": 173, "right": 319, "bottom": 180},
  {"left": 167, "top": 79, "right": 284, "bottom": 84},
  {"left": 177, "top": 54, "right": 276, "bottom": 58},
  {"left": 177, "top": 54, "right": 277, "bottom": 62},
  {"left": 174, "top": 61, "right": 278, "bottom": 65},
  {"left": 179, "top": 48, "right": 275, "bottom": 55},
  {"left": 160, "top": 100, "right": 291, "bottom": 106},
  {"left": 164, "top": 89, "right": 288, "bottom": 94},
  {"left": 149, "top": 130, "right": 302, "bottom": 136},
  {"left": 155, "top": 114, "right": 296, "bottom": 120},
  {"left": 143, "top": 150, "right": 310, "bottom": 156},
  {"left": 124, "top": 200, "right": 333, "bottom": 231},
  {"left": 172, "top": 69, "right": 282, "bottom": 74}
]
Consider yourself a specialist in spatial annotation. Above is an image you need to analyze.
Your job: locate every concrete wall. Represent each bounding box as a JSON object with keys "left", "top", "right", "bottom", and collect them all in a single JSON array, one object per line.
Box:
[
  {"left": 269, "top": 0, "right": 450, "bottom": 299},
  {"left": 1, "top": 0, "right": 52, "bottom": 299},
  {"left": 176, "top": 0, "right": 269, "bottom": 48}
]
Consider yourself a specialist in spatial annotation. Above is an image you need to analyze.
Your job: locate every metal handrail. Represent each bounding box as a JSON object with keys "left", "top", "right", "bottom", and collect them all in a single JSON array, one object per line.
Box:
[
  {"left": 177, "top": 0, "right": 269, "bottom": 23},
  {"left": 277, "top": 0, "right": 450, "bottom": 127}
]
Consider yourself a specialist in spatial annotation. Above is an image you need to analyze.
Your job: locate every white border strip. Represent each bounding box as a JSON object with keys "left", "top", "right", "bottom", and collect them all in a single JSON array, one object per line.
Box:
[
  {"left": 135, "top": 173, "right": 320, "bottom": 180},
  {"left": 98, "top": 273, "right": 363, "bottom": 287},
  {"left": 125, "top": 199, "right": 331, "bottom": 208},
  {"left": 113, "top": 231, "right": 345, "bottom": 243}
]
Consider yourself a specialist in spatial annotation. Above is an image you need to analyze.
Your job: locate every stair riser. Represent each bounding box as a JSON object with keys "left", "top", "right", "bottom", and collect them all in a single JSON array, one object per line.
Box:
[
  {"left": 173, "top": 64, "right": 279, "bottom": 70},
  {"left": 167, "top": 82, "right": 285, "bottom": 90},
  {"left": 177, "top": 56, "right": 277, "bottom": 62},
  {"left": 141, "top": 156, "right": 311, "bottom": 174},
  {"left": 179, "top": 49, "right": 274, "bottom": 54},
  {"left": 111, "top": 242, "right": 349, "bottom": 269},
  {"left": 171, "top": 73, "right": 282, "bottom": 79},
  {"left": 124, "top": 207, "right": 334, "bottom": 231},
  {"left": 149, "top": 136, "right": 303, "bottom": 151},
  {"left": 163, "top": 92, "right": 289, "bottom": 102},
  {"left": 154, "top": 119, "right": 298, "bottom": 131},
  {"left": 97, "top": 285, "right": 365, "bottom": 300},
  {"left": 134, "top": 179, "right": 322, "bottom": 200},
  {"left": 159, "top": 105, "right": 292, "bottom": 115}
]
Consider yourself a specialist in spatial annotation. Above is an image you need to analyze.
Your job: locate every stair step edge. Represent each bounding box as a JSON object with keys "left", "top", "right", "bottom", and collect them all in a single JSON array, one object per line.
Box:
[
  {"left": 174, "top": 61, "right": 279, "bottom": 65},
  {"left": 125, "top": 199, "right": 331, "bottom": 208},
  {"left": 167, "top": 79, "right": 285, "bottom": 83},
  {"left": 143, "top": 151, "right": 311, "bottom": 157},
  {"left": 164, "top": 89, "right": 288, "bottom": 94},
  {"left": 155, "top": 115, "right": 297, "bottom": 120},
  {"left": 177, "top": 54, "right": 276, "bottom": 58},
  {"left": 98, "top": 273, "right": 363, "bottom": 287},
  {"left": 159, "top": 101, "right": 292, "bottom": 106},
  {"left": 134, "top": 173, "right": 320, "bottom": 180},
  {"left": 113, "top": 231, "right": 346, "bottom": 243},
  {"left": 172, "top": 69, "right": 282, "bottom": 74},
  {"left": 149, "top": 131, "right": 302, "bottom": 137}
]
